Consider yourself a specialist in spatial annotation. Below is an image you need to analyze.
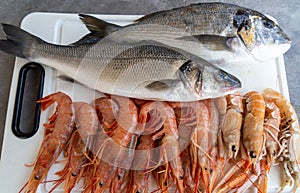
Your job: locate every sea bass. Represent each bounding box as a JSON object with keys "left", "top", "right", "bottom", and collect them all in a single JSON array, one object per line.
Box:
[
  {"left": 77, "top": 2, "right": 291, "bottom": 62},
  {"left": 0, "top": 24, "right": 241, "bottom": 102}
]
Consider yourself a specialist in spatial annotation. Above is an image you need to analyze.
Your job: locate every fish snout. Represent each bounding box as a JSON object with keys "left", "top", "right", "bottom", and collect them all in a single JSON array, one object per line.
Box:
[
  {"left": 219, "top": 69, "right": 242, "bottom": 91},
  {"left": 251, "top": 19, "right": 291, "bottom": 61}
]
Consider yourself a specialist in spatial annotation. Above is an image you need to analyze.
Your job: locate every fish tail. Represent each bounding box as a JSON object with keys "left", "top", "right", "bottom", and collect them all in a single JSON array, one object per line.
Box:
[
  {"left": 79, "top": 14, "right": 122, "bottom": 37},
  {"left": 0, "top": 23, "right": 42, "bottom": 58}
]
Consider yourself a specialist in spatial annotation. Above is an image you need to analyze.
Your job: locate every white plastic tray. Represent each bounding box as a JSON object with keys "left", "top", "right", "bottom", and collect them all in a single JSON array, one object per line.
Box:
[{"left": 0, "top": 12, "right": 294, "bottom": 193}]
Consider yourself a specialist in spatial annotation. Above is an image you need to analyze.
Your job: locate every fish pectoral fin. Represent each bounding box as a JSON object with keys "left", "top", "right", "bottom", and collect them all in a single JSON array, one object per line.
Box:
[
  {"left": 145, "top": 79, "right": 181, "bottom": 91},
  {"left": 57, "top": 75, "right": 77, "bottom": 83},
  {"left": 176, "top": 35, "right": 236, "bottom": 51}
]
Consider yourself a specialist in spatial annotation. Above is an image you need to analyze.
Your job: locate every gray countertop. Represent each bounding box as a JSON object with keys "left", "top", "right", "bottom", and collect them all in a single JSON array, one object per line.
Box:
[{"left": 0, "top": 0, "right": 299, "bottom": 154}]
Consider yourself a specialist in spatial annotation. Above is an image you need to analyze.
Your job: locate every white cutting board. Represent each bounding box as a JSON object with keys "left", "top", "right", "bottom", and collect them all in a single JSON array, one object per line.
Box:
[{"left": 0, "top": 12, "right": 294, "bottom": 193}]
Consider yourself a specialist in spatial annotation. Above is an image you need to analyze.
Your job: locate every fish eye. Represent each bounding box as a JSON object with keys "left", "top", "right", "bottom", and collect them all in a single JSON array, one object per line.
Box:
[
  {"left": 179, "top": 60, "right": 194, "bottom": 73},
  {"left": 187, "top": 66, "right": 193, "bottom": 72},
  {"left": 99, "top": 182, "right": 104, "bottom": 187},
  {"left": 263, "top": 19, "right": 275, "bottom": 29}
]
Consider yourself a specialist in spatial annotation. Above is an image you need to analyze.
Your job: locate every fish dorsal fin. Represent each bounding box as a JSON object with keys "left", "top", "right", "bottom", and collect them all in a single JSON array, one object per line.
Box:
[
  {"left": 70, "top": 14, "right": 123, "bottom": 46},
  {"left": 78, "top": 14, "right": 122, "bottom": 36}
]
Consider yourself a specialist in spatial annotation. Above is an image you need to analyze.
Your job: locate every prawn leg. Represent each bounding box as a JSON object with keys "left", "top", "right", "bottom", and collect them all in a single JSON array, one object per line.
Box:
[{"left": 19, "top": 92, "right": 74, "bottom": 193}]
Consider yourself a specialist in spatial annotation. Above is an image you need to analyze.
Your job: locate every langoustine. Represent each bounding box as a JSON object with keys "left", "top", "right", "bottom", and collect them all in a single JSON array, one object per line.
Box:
[
  {"left": 215, "top": 91, "right": 266, "bottom": 193},
  {"left": 222, "top": 92, "right": 244, "bottom": 159},
  {"left": 256, "top": 100, "right": 281, "bottom": 192},
  {"left": 242, "top": 91, "right": 266, "bottom": 163},
  {"left": 263, "top": 88, "right": 300, "bottom": 192}
]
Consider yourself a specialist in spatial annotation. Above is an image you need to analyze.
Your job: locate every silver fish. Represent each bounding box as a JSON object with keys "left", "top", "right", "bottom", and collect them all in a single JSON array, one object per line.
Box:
[
  {"left": 0, "top": 24, "right": 241, "bottom": 102},
  {"left": 77, "top": 2, "right": 291, "bottom": 62}
]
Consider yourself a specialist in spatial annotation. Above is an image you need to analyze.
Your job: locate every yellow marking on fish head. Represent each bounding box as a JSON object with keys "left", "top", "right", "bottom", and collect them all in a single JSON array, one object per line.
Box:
[{"left": 237, "top": 16, "right": 256, "bottom": 50}]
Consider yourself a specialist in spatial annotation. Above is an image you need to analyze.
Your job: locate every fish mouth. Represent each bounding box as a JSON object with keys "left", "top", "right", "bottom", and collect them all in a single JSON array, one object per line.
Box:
[
  {"left": 220, "top": 69, "right": 242, "bottom": 92},
  {"left": 222, "top": 84, "right": 241, "bottom": 92},
  {"left": 250, "top": 42, "right": 291, "bottom": 61}
]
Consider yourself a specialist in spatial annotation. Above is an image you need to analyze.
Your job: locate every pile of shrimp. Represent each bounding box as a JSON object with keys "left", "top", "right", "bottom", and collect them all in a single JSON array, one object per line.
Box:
[{"left": 19, "top": 88, "right": 300, "bottom": 193}]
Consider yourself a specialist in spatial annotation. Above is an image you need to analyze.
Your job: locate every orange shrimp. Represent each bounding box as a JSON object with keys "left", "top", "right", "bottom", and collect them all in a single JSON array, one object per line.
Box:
[
  {"left": 91, "top": 95, "right": 139, "bottom": 193},
  {"left": 137, "top": 101, "right": 184, "bottom": 193},
  {"left": 150, "top": 101, "right": 185, "bottom": 193},
  {"left": 177, "top": 101, "right": 208, "bottom": 192},
  {"left": 169, "top": 102, "right": 200, "bottom": 151},
  {"left": 216, "top": 159, "right": 261, "bottom": 193},
  {"left": 180, "top": 148, "right": 197, "bottom": 193},
  {"left": 81, "top": 97, "right": 119, "bottom": 193},
  {"left": 263, "top": 88, "right": 300, "bottom": 192},
  {"left": 127, "top": 134, "right": 156, "bottom": 193},
  {"left": 264, "top": 101, "right": 281, "bottom": 163},
  {"left": 19, "top": 92, "right": 74, "bottom": 193},
  {"left": 73, "top": 102, "right": 99, "bottom": 148},
  {"left": 93, "top": 97, "right": 119, "bottom": 136},
  {"left": 202, "top": 99, "right": 222, "bottom": 193},
  {"left": 51, "top": 131, "right": 89, "bottom": 193},
  {"left": 127, "top": 101, "right": 171, "bottom": 193},
  {"left": 169, "top": 101, "right": 206, "bottom": 192},
  {"left": 160, "top": 133, "right": 184, "bottom": 193},
  {"left": 152, "top": 165, "right": 171, "bottom": 193},
  {"left": 50, "top": 102, "right": 99, "bottom": 193},
  {"left": 242, "top": 91, "right": 266, "bottom": 163},
  {"left": 222, "top": 93, "right": 244, "bottom": 159},
  {"left": 254, "top": 100, "right": 281, "bottom": 193}
]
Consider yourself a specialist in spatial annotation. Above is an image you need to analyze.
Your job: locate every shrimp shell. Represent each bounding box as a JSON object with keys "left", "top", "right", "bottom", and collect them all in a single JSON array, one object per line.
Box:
[
  {"left": 19, "top": 92, "right": 74, "bottom": 193},
  {"left": 222, "top": 93, "right": 243, "bottom": 159},
  {"left": 263, "top": 88, "right": 300, "bottom": 192},
  {"left": 242, "top": 91, "right": 265, "bottom": 162},
  {"left": 264, "top": 101, "right": 281, "bottom": 162},
  {"left": 91, "top": 96, "right": 139, "bottom": 193}
]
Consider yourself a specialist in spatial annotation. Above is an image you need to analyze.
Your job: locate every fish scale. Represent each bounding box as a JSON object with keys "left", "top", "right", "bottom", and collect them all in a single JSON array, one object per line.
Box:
[
  {"left": 77, "top": 2, "right": 290, "bottom": 62},
  {"left": 0, "top": 23, "right": 241, "bottom": 101},
  {"left": 0, "top": 2, "right": 290, "bottom": 101}
]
